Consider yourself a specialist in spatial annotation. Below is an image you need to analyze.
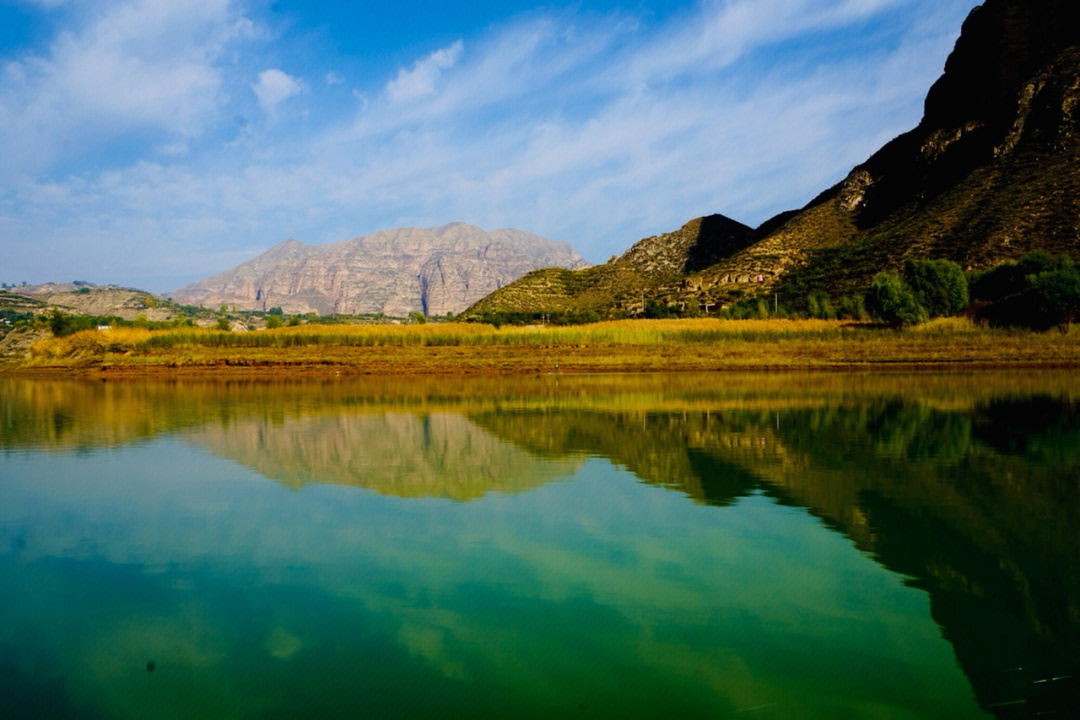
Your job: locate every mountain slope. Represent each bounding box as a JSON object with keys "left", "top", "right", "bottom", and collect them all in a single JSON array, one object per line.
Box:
[
  {"left": 471, "top": 0, "right": 1080, "bottom": 317},
  {"left": 466, "top": 214, "right": 753, "bottom": 317},
  {"left": 706, "top": 0, "right": 1080, "bottom": 305},
  {"left": 172, "top": 223, "right": 588, "bottom": 317}
]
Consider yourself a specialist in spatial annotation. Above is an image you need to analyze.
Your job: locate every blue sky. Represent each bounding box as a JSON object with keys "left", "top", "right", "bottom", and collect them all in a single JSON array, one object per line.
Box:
[{"left": 0, "top": 0, "right": 979, "bottom": 292}]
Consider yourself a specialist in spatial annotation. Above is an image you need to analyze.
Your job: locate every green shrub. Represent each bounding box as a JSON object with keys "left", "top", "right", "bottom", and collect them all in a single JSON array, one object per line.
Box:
[
  {"left": 836, "top": 295, "right": 868, "bottom": 320},
  {"left": 265, "top": 314, "right": 283, "bottom": 329},
  {"left": 864, "top": 272, "right": 927, "bottom": 326},
  {"left": 974, "top": 253, "right": 1080, "bottom": 331},
  {"left": 47, "top": 310, "right": 95, "bottom": 337},
  {"left": 980, "top": 268, "right": 1080, "bottom": 331},
  {"left": 643, "top": 299, "right": 678, "bottom": 319},
  {"left": 806, "top": 291, "right": 836, "bottom": 319},
  {"left": 969, "top": 262, "right": 1025, "bottom": 302},
  {"left": 1031, "top": 269, "right": 1080, "bottom": 330},
  {"left": 903, "top": 259, "right": 968, "bottom": 317},
  {"left": 215, "top": 317, "right": 231, "bottom": 331}
]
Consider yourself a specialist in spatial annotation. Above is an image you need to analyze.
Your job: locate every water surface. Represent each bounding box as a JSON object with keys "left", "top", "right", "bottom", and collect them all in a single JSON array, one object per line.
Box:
[{"left": 2, "top": 373, "right": 1078, "bottom": 718}]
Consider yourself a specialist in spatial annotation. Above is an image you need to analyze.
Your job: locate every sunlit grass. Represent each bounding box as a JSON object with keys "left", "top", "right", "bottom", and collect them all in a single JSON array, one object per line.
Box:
[
  {"left": 30, "top": 318, "right": 868, "bottom": 357},
  {"left": 21, "top": 316, "right": 1078, "bottom": 373}
]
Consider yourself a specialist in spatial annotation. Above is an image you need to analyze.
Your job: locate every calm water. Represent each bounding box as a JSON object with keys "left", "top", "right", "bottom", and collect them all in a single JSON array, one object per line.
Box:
[{"left": 2, "top": 373, "right": 1079, "bottom": 719}]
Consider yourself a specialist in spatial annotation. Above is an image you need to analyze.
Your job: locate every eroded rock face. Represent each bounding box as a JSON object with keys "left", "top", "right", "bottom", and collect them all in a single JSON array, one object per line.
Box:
[
  {"left": 171, "top": 223, "right": 588, "bottom": 316},
  {"left": 838, "top": 0, "right": 1080, "bottom": 225}
]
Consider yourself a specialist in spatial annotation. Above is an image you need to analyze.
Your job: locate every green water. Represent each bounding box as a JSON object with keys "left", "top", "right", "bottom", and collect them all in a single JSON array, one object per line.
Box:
[{"left": 2, "top": 373, "right": 1078, "bottom": 718}]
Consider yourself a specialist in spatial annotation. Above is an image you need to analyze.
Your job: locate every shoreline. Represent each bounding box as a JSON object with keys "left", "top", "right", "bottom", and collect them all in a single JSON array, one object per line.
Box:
[
  {"left": 7, "top": 350, "right": 1080, "bottom": 378},
  {"left": 5, "top": 318, "right": 1079, "bottom": 377}
]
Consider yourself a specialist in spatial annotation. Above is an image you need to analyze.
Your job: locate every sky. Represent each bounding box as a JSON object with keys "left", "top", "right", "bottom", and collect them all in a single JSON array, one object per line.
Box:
[{"left": 0, "top": 0, "right": 980, "bottom": 292}]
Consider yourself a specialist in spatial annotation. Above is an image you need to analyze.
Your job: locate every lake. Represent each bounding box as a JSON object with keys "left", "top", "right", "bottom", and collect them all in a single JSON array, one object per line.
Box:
[{"left": 2, "top": 372, "right": 1078, "bottom": 719}]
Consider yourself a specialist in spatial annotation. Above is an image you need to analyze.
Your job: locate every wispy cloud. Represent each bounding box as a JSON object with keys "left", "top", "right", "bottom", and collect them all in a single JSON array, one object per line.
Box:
[{"left": 385, "top": 40, "right": 463, "bottom": 103}]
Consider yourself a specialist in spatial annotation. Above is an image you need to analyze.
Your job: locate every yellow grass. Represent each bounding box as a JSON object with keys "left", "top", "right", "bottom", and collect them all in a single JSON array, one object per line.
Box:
[
  {"left": 17, "top": 317, "right": 1080, "bottom": 375},
  {"left": 28, "top": 318, "right": 861, "bottom": 356}
]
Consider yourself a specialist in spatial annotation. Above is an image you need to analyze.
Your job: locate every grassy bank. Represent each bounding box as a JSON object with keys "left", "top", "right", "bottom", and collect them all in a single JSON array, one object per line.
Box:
[{"left": 10, "top": 317, "right": 1080, "bottom": 375}]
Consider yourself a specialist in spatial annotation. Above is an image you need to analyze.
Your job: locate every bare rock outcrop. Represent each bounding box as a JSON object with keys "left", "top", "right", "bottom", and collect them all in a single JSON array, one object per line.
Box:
[{"left": 171, "top": 223, "right": 588, "bottom": 317}]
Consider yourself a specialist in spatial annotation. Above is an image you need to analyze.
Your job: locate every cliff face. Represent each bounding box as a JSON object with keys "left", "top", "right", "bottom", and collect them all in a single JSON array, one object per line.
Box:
[
  {"left": 841, "top": 0, "right": 1080, "bottom": 226},
  {"left": 171, "top": 223, "right": 587, "bottom": 317}
]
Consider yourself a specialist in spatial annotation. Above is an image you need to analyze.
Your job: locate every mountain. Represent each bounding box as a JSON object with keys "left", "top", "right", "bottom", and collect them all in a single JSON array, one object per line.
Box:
[
  {"left": 171, "top": 223, "right": 588, "bottom": 317},
  {"left": 469, "top": 0, "right": 1080, "bottom": 318}
]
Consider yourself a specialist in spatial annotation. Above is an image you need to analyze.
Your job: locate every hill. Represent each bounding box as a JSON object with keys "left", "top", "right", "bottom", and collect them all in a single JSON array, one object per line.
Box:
[
  {"left": 171, "top": 223, "right": 587, "bottom": 317},
  {"left": 467, "top": 214, "right": 753, "bottom": 318},
  {"left": 468, "top": 0, "right": 1080, "bottom": 319}
]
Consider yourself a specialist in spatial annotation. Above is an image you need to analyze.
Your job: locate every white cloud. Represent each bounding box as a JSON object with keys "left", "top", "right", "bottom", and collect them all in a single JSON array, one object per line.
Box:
[
  {"left": 384, "top": 40, "right": 463, "bottom": 103},
  {"left": 252, "top": 68, "right": 304, "bottom": 111},
  {"left": 325, "top": 71, "right": 343, "bottom": 86},
  {"left": 0, "top": 0, "right": 249, "bottom": 182}
]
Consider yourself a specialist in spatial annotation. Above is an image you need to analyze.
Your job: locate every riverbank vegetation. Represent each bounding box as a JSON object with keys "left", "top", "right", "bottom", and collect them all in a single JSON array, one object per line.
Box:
[{"left": 12, "top": 316, "right": 1080, "bottom": 375}]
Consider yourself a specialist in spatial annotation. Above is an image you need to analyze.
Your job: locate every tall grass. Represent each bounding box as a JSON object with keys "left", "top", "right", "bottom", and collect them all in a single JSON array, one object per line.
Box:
[
  {"left": 27, "top": 316, "right": 1071, "bottom": 373},
  {"left": 32, "top": 318, "right": 884, "bottom": 358}
]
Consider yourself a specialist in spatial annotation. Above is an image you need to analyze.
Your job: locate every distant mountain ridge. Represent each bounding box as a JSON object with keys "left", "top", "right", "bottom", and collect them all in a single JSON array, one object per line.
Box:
[
  {"left": 171, "top": 223, "right": 587, "bottom": 317},
  {"left": 469, "top": 0, "right": 1080, "bottom": 318}
]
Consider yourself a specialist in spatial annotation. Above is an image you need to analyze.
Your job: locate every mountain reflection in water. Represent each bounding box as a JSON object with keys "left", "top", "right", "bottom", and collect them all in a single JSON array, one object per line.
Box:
[{"left": 1, "top": 373, "right": 1078, "bottom": 718}]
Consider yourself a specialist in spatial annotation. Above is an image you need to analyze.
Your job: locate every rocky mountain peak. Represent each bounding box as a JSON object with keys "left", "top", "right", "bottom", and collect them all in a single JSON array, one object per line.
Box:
[
  {"left": 171, "top": 224, "right": 587, "bottom": 317},
  {"left": 837, "top": 0, "right": 1080, "bottom": 226},
  {"left": 922, "top": 0, "right": 1080, "bottom": 134}
]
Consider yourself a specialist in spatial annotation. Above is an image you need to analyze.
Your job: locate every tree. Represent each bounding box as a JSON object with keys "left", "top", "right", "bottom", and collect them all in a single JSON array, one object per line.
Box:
[
  {"left": 1030, "top": 269, "right": 1080, "bottom": 331},
  {"left": 48, "top": 310, "right": 72, "bottom": 337},
  {"left": 904, "top": 259, "right": 968, "bottom": 317},
  {"left": 864, "top": 272, "right": 927, "bottom": 327},
  {"left": 215, "top": 317, "right": 231, "bottom": 331},
  {"left": 265, "top": 314, "right": 283, "bottom": 329},
  {"left": 974, "top": 253, "right": 1080, "bottom": 331}
]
